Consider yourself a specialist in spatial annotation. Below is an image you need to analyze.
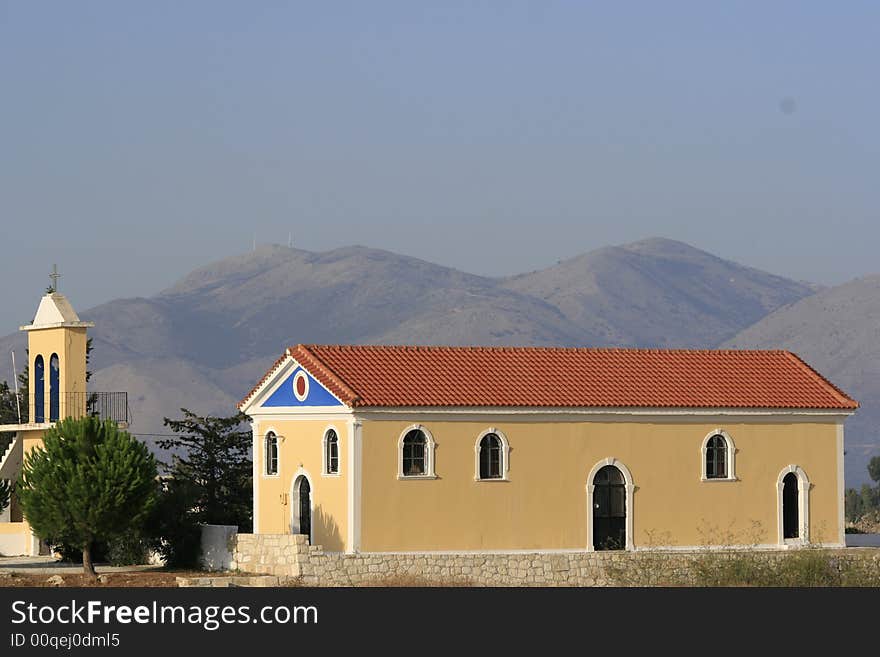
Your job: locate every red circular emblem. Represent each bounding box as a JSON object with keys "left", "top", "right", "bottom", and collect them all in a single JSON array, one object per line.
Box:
[{"left": 293, "top": 371, "right": 309, "bottom": 401}]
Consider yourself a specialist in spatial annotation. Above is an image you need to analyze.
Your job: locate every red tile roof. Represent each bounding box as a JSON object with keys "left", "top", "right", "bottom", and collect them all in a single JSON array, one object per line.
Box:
[{"left": 240, "top": 344, "right": 858, "bottom": 411}]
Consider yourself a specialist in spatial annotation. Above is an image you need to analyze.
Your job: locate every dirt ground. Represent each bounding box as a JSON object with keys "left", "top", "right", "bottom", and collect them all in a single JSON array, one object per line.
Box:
[{"left": 0, "top": 570, "right": 235, "bottom": 588}]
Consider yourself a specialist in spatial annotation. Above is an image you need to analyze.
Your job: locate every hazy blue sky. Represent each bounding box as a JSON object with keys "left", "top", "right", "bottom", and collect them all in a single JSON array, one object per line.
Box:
[{"left": 1, "top": 2, "right": 879, "bottom": 335}]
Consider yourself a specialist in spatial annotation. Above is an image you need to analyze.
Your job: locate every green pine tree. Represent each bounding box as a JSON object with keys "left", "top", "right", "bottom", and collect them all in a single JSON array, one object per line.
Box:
[
  {"left": 16, "top": 416, "right": 157, "bottom": 579},
  {"left": 158, "top": 409, "right": 252, "bottom": 531}
]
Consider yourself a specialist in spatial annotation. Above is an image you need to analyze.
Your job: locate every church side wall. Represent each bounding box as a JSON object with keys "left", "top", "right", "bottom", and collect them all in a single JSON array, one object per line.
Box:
[
  {"left": 358, "top": 416, "right": 842, "bottom": 551},
  {"left": 253, "top": 418, "right": 349, "bottom": 553}
]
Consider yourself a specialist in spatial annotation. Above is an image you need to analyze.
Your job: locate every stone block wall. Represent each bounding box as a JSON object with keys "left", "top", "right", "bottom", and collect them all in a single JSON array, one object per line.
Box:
[{"left": 231, "top": 534, "right": 880, "bottom": 586}]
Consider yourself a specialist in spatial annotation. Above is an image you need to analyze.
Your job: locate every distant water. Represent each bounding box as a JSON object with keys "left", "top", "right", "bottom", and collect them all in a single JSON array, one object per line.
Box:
[{"left": 845, "top": 534, "right": 880, "bottom": 547}]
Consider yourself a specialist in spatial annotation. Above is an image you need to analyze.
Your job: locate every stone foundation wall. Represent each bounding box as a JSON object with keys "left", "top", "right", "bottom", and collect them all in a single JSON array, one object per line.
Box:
[{"left": 232, "top": 534, "right": 880, "bottom": 586}]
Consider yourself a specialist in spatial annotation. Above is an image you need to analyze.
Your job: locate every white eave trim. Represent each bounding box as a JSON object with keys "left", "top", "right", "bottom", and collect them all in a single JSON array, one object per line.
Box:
[
  {"left": 19, "top": 321, "right": 94, "bottom": 331},
  {"left": 239, "top": 353, "right": 350, "bottom": 414},
  {"left": 352, "top": 406, "right": 854, "bottom": 421}
]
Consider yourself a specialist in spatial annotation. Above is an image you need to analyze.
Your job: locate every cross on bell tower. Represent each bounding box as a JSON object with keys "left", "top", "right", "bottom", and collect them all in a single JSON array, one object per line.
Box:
[
  {"left": 21, "top": 270, "right": 94, "bottom": 423},
  {"left": 49, "top": 264, "right": 61, "bottom": 293}
]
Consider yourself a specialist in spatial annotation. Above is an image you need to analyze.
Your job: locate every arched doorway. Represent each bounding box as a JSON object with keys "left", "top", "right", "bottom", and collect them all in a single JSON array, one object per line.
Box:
[
  {"left": 592, "top": 465, "right": 626, "bottom": 550},
  {"left": 782, "top": 473, "right": 799, "bottom": 539},
  {"left": 776, "top": 465, "right": 810, "bottom": 546},
  {"left": 291, "top": 473, "right": 312, "bottom": 542}
]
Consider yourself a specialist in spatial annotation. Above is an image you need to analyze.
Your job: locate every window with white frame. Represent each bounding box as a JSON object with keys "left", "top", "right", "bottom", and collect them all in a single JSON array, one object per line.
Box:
[
  {"left": 701, "top": 430, "right": 735, "bottom": 481},
  {"left": 475, "top": 429, "right": 509, "bottom": 481},
  {"left": 265, "top": 431, "right": 279, "bottom": 476},
  {"left": 324, "top": 428, "right": 339, "bottom": 475},
  {"left": 398, "top": 426, "right": 435, "bottom": 478}
]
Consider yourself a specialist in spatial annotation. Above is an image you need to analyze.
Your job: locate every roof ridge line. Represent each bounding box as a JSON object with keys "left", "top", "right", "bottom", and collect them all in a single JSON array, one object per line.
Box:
[{"left": 297, "top": 344, "right": 793, "bottom": 354}]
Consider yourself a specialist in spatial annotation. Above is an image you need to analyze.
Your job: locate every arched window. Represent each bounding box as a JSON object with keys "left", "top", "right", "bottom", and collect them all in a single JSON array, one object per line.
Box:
[
  {"left": 398, "top": 425, "right": 436, "bottom": 478},
  {"left": 701, "top": 430, "right": 736, "bottom": 481},
  {"left": 402, "top": 430, "right": 426, "bottom": 476},
  {"left": 264, "top": 431, "right": 279, "bottom": 476},
  {"left": 324, "top": 429, "right": 339, "bottom": 475},
  {"left": 49, "top": 353, "right": 60, "bottom": 422},
  {"left": 474, "top": 428, "right": 510, "bottom": 481},
  {"left": 479, "top": 434, "right": 502, "bottom": 479},
  {"left": 34, "top": 355, "right": 45, "bottom": 423}
]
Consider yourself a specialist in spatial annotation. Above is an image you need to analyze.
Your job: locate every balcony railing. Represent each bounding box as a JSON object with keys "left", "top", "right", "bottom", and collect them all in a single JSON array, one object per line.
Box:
[{"left": 29, "top": 392, "right": 130, "bottom": 426}]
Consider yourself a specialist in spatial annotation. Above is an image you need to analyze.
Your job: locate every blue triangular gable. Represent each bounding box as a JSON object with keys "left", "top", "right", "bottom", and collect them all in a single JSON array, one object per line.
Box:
[{"left": 260, "top": 366, "right": 344, "bottom": 408}]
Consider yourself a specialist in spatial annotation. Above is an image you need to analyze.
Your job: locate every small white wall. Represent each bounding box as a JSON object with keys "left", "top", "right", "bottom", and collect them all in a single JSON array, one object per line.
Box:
[{"left": 200, "top": 524, "right": 239, "bottom": 571}]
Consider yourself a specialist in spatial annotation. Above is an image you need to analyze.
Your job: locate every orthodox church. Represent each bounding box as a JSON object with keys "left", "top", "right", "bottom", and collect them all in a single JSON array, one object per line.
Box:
[{"left": 240, "top": 343, "right": 857, "bottom": 554}]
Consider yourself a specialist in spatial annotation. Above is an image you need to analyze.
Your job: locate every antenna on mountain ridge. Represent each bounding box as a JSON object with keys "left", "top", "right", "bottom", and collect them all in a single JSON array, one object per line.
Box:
[{"left": 288, "top": 231, "right": 293, "bottom": 249}]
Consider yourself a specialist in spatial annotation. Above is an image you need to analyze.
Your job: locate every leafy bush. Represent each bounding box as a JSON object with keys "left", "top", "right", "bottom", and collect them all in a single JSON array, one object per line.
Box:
[
  {"left": 145, "top": 477, "right": 202, "bottom": 568},
  {"left": 105, "top": 533, "right": 150, "bottom": 567}
]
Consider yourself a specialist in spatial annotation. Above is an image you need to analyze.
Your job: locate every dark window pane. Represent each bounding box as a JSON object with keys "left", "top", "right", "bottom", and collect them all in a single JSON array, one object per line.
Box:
[
  {"left": 326, "top": 430, "right": 339, "bottom": 473},
  {"left": 706, "top": 435, "right": 727, "bottom": 479},
  {"left": 479, "top": 434, "right": 503, "bottom": 479},
  {"left": 265, "top": 433, "right": 278, "bottom": 475},
  {"left": 403, "top": 430, "right": 427, "bottom": 475}
]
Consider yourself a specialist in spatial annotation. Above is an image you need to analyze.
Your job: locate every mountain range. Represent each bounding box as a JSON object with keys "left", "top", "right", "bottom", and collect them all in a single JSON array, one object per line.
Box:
[{"left": 1, "top": 237, "right": 876, "bottom": 485}]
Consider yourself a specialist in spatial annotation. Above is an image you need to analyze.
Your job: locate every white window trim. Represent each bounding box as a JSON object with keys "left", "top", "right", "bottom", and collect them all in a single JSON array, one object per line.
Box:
[
  {"left": 473, "top": 427, "right": 510, "bottom": 481},
  {"left": 321, "top": 424, "right": 342, "bottom": 477},
  {"left": 290, "top": 467, "right": 314, "bottom": 543},
  {"left": 700, "top": 428, "right": 737, "bottom": 482},
  {"left": 776, "top": 464, "right": 810, "bottom": 547},
  {"left": 586, "top": 457, "right": 635, "bottom": 552},
  {"left": 262, "top": 427, "right": 281, "bottom": 478},
  {"left": 397, "top": 424, "right": 437, "bottom": 479}
]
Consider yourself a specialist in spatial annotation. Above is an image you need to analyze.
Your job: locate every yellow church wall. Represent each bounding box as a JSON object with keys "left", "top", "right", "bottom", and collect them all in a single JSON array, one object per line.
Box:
[
  {"left": 253, "top": 418, "right": 349, "bottom": 552},
  {"left": 22, "top": 428, "right": 48, "bottom": 456},
  {"left": 0, "top": 522, "right": 30, "bottom": 557},
  {"left": 358, "top": 416, "right": 843, "bottom": 552},
  {"left": 0, "top": 428, "right": 46, "bottom": 553},
  {"left": 26, "top": 327, "right": 88, "bottom": 423}
]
